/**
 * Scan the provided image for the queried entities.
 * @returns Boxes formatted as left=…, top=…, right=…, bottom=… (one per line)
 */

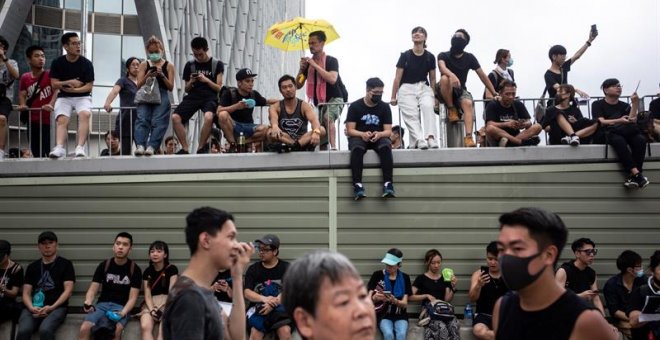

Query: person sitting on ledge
left=484, top=80, right=542, bottom=147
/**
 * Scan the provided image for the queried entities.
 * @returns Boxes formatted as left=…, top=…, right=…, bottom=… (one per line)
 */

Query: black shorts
left=173, top=96, right=218, bottom=124
left=0, top=97, right=12, bottom=116
left=348, top=136, right=392, bottom=151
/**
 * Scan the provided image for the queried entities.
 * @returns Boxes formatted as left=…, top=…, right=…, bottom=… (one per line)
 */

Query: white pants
left=398, top=82, right=437, bottom=147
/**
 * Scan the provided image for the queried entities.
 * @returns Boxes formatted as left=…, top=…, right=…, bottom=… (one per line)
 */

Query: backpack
left=103, top=258, right=136, bottom=277
left=424, top=300, right=455, bottom=322
left=189, top=57, right=222, bottom=100
left=218, top=86, right=255, bottom=106
left=336, top=75, right=349, bottom=103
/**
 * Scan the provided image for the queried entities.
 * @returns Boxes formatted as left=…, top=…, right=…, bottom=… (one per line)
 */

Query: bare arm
left=226, top=242, right=254, bottom=340
left=243, top=288, right=266, bottom=303
left=492, top=297, right=502, bottom=335
left=409, top=285, right=433, bottom=302
left=22, top=284, right=35, bottom=310
left=571, top=309, right=618, bottom=340
left=303, top=101, right=322, bottom=132
left=390, top=68, right=404, bottom=104
left=104, top=84, right=122, bottom=112
left=143, top=280, right=154, bottom=311
left=629, top=310, right=644, bottom=328
left=591, top=280, right=605, bottom=316
left=570, top=32, right=597, bottom=64
left=468, top=270, right=484, bottom=302
left=136, top=61, right=149, bottom=88
left=555, top=267, right=567, bottom=286
left=121, top=287, right=140, bottom=317
left=83, top=282, right=100, bottom=307
left=268, top=102, right=281, bottom=134
left=1, top=59, right=19, bottom=80
left=50, top=281, right=74, bottom=310
left=161, top=62, right=175, bottom=91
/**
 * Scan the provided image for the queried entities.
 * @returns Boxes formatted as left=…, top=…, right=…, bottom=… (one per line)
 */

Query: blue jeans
left=134, top=87, right=171, bottom=150
left=379, top=318, right=408, bottom=340
left=15, top=306, right=67, bottom=340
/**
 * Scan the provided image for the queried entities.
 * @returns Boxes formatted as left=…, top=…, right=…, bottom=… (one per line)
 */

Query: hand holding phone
left=590, top=24, right=598, bottom=39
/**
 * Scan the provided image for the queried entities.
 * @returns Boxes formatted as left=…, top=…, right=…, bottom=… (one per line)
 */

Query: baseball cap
left=236, top=68, right=257, bottom=81
left=254, top=234, right=280, bottom=249
left=0, top=240, right=11, bottom=257
left=38, top=231, right=58, bottom=243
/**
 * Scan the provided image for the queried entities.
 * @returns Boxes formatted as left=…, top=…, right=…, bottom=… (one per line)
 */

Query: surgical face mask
left=500, top=253, right=545, bottom=291
left=371, top=94, right=382, bottom=103
left=450, top=36, right=468, bottom=54
left=507, top=58, right=514, bottom=67
left=636, top=269, right=645, bottom=278
left=148, top=53, right=162, bottom=62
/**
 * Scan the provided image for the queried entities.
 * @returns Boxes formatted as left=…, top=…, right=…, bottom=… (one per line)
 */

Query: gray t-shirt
left=162, top=275, right=224, bottom=340
left=0, top=59, right=18, bottom=98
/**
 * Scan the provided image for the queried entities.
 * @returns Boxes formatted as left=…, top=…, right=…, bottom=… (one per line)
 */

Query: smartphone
left=148, top=66, right=157, bottom=73
left=382, top=290, right=392, bottom=296
left=591, top=24, right=598, bottom=36
left=634, top=80, right=641, bottom=93
left=480, top=266, right=489, bottom=274
left=191, top=72, right=199, bottom=78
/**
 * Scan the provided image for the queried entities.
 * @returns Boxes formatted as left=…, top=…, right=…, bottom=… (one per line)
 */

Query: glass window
left=94, top=0, right=121, bottom=14
left=92, top=33, right=121, bottom=86
left=92, top=85, right=112, bottom=108
left=35, top=0, right=63, bottom=8
left=64, top=0, right=80, bottom=10
left=123, top=0, right=137, bottom=15
left=122, top=35, right=145, bottom=61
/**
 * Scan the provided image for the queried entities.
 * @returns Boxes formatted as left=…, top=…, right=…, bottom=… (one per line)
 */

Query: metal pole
left=80, top=0, right=88, bottom=56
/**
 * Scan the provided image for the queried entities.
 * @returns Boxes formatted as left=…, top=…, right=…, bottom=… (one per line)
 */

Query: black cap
left=38, top=231, right=58, bottom=243
left=236, top=68, right=257, bottom=81
left=254, top=234, right=280, bottom=249
left=0, top=240, right=11, bottom=257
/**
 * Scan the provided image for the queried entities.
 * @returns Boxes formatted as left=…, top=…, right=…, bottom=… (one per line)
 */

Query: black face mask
left=450, top=37, right=468, bottom=55
left=500, top=253, right=545, bottom=291
left=371, top=94, right=382, bottom=103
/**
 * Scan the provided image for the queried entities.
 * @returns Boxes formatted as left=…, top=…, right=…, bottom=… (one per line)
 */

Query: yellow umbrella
left=264, top=17, right=340, bottom=52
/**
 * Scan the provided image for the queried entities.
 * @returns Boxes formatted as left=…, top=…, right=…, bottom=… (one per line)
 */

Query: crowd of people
left=1, top=206, right=659, bottom=340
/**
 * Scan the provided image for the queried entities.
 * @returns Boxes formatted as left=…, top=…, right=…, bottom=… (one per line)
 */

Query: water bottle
left=105, top=310, right=122, bottom=322
left=32, top=290, right=45, bottom=308
left=238, top=132, right=246, bottom=153
left=464, top=303, right=473, bottom=326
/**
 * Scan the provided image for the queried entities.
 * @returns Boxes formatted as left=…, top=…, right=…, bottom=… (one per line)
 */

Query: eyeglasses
left=258, top=247, right=273, bottom=253
left=578, top=249, right=598, bottom=256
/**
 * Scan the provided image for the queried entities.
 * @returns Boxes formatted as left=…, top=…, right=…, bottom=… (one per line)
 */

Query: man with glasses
left=171, top=37, right=224, bottom=154
left=592, top=78, right=649, bottom=189
left=244, top=234, right=292, bottom=340
left=556, top=238, right=605, bottom=315
left=48, top=32, right=95, bottom=159
left=346, top=77, right=395, bottom=200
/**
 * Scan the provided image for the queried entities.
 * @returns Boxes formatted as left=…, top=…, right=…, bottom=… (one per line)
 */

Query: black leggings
left=350, top=143, right=393, bottom=184
left=28, top=121, right=51, bottom=158
left=607, top=128, right=646, bottom=174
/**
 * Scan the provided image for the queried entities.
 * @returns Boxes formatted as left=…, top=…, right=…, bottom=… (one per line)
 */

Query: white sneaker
left=145, top=146, right=154, bottom=156
left=0, top=149, right=4, bottom=160
left=49, top=145, right=66, bottom=159
left=134, top=145, right=145, bottom=156
left=560, top=136, right=571, bottom=145
left=427, top=138, right=439, bottom=149
left=416, top=139, right=429, bottom=150
left=74, top=145, right=86, bottom=157
left=569, top=135, right=580, bottom=146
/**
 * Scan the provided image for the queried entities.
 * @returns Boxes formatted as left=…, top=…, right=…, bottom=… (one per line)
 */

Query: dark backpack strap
left=103, top=258, right=111, bottom=276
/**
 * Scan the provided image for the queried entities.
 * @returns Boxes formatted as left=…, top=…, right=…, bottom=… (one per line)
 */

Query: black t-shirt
left=0, top=262, right=24, bottom=306
left=302, top=55, right=342, bottom=102
left=496, top=290, right=590, bottom=340
left=244, top=260, right=290, bottom=308
left=559, top=261, right=596, bottom=294
left=182, top=58, right=224, bottom=99
left=143, top=264, right=178, bottom=296
left=162, top=276, right=224, bottom=340
left=485, top=100, right=531, bottom=136
left=92, top=259, right=142, bottom=305
left=24, top=256, right=76, bottom=307
left=367, top=270, right=412, bottom=321
left=213, top=270, right=232, bottom=303
left=544, top=59, right=572, bottom=99
left=438, top=51, right=481, bottom=90
left=219, top=88, right=267, bottom=124
left=412, top=273, right=452, bottom=303
left=627, top=280, right=660, bottom=340
left=603, top=273, right=645, bottom=318
left=591, top=99, right=631, bottom=122
left=650, top=97, right=660, bottom=120
left=114, top=76, right=138, bottom=116
left=476, top=274, right=508, bottom=315
left=50, top=55, right=95, bottom=97
left=396, top=50, right=436, bottom=85
left=346, top=99, right=392, bottom=133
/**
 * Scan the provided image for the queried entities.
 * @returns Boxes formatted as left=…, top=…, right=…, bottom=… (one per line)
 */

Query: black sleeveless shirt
left=278, top=99, right=307, bottom=140
left=476, top=275, right=508, bottom=315
left=496, top=290, right=590, bottom=340
left=560, top=261, right=596, bottom=294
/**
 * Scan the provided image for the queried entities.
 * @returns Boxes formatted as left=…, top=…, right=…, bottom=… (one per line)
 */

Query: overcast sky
left=306, top=0, right=660, bottom=111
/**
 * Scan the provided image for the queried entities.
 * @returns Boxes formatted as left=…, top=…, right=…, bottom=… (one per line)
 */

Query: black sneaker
left=623, top=176, right=639, bottom=189
left=353, top=184, right=366, bottom=201
left=197, top=145, right=210, bottom=154
left=176, top=149, right=189, bottom=155
left=633, top=173, right=650, bottom=189
left=521, top=136, right=541, bottom=146
left=382, top=182, right=396, bottom=198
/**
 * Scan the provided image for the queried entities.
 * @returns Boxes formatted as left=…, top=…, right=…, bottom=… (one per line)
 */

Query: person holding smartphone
left=468, top=242, right=508, bottom=340
left=139, top=241, right=178, bottom=340
left=556, top=238, right=606, bottom=315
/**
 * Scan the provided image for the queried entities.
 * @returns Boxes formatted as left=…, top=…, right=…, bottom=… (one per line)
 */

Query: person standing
left=492, top=207, right=617, bottom=340
left=390, top=26, right=438, bottom=149
left=16, top=231, right=75, bottom=340
left=104, top=57, right=140, bottom=155
left=296, top=30, right=345, bottom=150
left=133, top=35, right=175, bottom=156
left=0, top=35, right=20, bottom=160
left=17, top=45, right=57, bottom=158
left=48, top=32, right=95, bottom=159
left=346, top=77, right=395, bottom=200
left=484, top=49, right=515, bottom=99
left=161, top=207, right=253, bottom=340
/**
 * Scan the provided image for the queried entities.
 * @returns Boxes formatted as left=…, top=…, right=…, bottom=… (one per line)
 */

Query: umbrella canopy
left=265, top=17, right=339, bottom=52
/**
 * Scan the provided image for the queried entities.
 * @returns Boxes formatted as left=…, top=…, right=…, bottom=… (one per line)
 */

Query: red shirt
left=19, top=70, right=54, bottom=124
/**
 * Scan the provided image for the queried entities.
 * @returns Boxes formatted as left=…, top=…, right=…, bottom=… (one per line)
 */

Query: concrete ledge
left=1, top=315, right=475, bottom=340
left=0, top=143, right=659, bottom=178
